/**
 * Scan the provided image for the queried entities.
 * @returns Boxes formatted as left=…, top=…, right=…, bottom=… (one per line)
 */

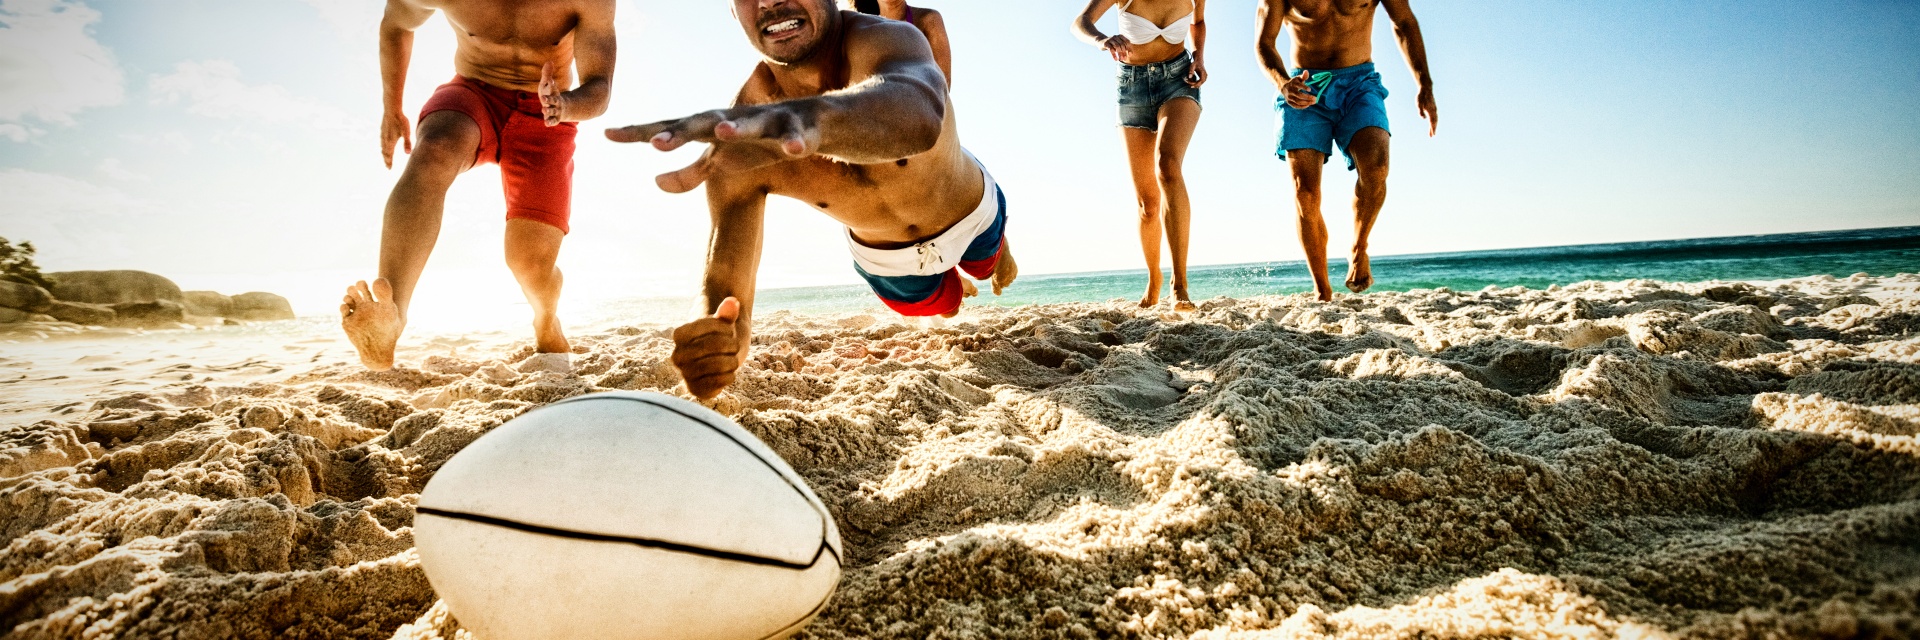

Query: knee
left=505, top=241, right=560, bottom=277
left=1154, top=154, right=1184, bottom=184
left=404, top=137, right=473, bottom=178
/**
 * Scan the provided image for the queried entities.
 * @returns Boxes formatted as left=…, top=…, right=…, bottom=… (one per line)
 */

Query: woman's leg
left=1155, top=97, right=1201, bottom=312
left=1123, top=126, right=1164, bottom=307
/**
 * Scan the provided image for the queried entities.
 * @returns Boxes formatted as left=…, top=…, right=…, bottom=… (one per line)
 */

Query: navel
left=895, top=159, right=908, bottom=167
left=816, top=201, right=830, bottom=208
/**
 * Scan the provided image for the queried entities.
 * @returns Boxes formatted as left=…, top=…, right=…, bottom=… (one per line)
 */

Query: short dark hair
left=852, top=0, right=880, bottom=14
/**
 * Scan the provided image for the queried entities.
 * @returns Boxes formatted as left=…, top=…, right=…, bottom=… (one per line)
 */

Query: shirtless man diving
left=1257, top=0, right=1434, bottom=301
left=340, top=0, right=615, bottom=370
left=605, top=0, right=1016, bottom=399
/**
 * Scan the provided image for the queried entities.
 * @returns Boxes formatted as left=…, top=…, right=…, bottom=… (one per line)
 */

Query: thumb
left=713, top=297, right=741, bottom=322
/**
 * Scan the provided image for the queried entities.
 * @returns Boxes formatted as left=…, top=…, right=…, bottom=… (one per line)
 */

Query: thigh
left=1155, top=97, right=1201, bottom=163
left=1121, top=127, right=1161, bottom=196
left=411, top=110, right=485, bottom=175
left=499, top=115, right=578, bottom=233
left=1277, top=102, right=1337, bottom=160
left=1343, top=126, right=1390, bottom=175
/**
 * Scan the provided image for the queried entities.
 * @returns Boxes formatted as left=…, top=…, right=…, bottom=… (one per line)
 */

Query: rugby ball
left=414, top=391, right=842, bottom=640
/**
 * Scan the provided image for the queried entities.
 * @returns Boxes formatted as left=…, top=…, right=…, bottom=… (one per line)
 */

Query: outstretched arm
left=379, top=0, right=435, bottom=168
left=606, top=17, right=946, bottom=172
left=540, top=0, right=616, bottom=125
left=1381, top=0, right=1436, bottom=135
left=671, top=174, right=767, bottom=400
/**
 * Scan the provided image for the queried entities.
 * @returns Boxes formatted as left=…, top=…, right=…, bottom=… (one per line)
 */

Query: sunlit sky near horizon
left=1, top=0, right=1917, bottom=320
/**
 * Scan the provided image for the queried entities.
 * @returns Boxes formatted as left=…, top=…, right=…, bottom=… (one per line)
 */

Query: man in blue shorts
left=1256, top=0, right=1436, bottom=300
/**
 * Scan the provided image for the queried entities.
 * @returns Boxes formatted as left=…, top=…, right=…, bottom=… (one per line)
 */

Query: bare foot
left=1173, top=297, right=1197, bottom=313
left=960, top=278, right=979, bottom=298
left=1345, top=251, right=1373, bottom=293
left=532, top=313, right=570, bottom=354
left=1140, top=272, right=1161, bottom=308
left=991, top=242, right=1018, bottom=295
left=340, top=279, right=403, bottom=371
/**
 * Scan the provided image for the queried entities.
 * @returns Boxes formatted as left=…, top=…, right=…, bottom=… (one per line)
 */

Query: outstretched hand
left=1100, top=35, right=1133, bottom=62
left=671, top=297, right=744, bottom=400
left=605, top=105, right=819, bottom=192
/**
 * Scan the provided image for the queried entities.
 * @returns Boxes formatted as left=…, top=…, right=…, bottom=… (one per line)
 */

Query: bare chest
left=1287, top=0, right=1377, bottom=24
left=438, top=0, right=580, bottom=49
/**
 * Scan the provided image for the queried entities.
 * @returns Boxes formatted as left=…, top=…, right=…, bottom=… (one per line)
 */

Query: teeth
left=766, top=19, right=800, bottom=34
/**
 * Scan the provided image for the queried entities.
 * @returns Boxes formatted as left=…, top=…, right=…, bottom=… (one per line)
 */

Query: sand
left=3, top=273, right=1918, bottom=639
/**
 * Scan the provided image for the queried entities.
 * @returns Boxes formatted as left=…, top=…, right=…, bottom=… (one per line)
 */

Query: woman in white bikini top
left=1071, top=0, right=1208, bottom=311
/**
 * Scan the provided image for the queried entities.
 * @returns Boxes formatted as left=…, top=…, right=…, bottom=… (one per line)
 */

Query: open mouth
left=761, top=16, right=806, bottom=40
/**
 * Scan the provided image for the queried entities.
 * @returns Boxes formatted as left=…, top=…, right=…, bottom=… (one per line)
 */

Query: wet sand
left=4, top=274, right=1918, bottom=638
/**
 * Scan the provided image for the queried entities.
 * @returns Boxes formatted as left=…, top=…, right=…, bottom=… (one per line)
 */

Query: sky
left=1, top=0, right=1917, bottom=319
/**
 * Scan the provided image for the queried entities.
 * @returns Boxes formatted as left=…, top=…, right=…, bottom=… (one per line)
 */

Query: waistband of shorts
left=1120, top=49, right=1192, bottom=71
left=847, top=152, right=999, bottom=277
left=1291, top=61, right=1375, bottom=77
left=453, top=75, right=545, bottom=110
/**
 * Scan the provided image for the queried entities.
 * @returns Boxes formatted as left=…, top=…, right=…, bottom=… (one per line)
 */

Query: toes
left=370, top=278, right=395, bottom=303
left=347, top=281, right=370, bottom=304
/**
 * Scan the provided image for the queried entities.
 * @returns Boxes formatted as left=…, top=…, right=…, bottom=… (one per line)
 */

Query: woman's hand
left=1186, top=55, right=1208, bottom=87
left=1101, top=35, right=1133, bottom=61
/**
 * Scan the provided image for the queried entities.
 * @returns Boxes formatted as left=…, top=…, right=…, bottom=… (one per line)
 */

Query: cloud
left=121, top=131, right=192, bottom=152
left=0, top=169, right=153, bottom=266
left=149, top=60, right=360, bottom=133
left=97, top=157, right=147, bottom=182
left=0, top=0, right=125, bottom=136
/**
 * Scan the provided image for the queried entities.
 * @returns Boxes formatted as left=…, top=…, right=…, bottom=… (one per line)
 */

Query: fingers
left=382, top=139, right=394, bottom=169
left=656, top=159, right=713, bottom=193
left=713, top=110, right=810, bottom=157
left=713, top=297, right=740, bottom=321
left=604, top=121, right=672, bottom=144
left=671, top=318, right=742, bottom=398
left=402, top=124, right=413, bottom=155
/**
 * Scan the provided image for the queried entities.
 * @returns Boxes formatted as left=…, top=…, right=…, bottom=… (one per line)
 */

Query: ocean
left=731, top=225, right=1920, bottom=316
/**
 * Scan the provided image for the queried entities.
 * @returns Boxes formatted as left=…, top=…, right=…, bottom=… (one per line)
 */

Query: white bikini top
left=1116, top=0, right=1193, bottom=45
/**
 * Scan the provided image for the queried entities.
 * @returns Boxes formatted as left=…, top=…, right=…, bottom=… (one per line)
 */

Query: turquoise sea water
left=736, top=225, right=1920, bottom=314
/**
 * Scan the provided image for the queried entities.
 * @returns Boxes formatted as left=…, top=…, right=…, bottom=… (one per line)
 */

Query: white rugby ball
left=414, top=391, right=843, bottom=640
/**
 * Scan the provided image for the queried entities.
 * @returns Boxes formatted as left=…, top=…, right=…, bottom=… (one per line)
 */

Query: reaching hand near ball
left=672, top=297, right=744, bottom=399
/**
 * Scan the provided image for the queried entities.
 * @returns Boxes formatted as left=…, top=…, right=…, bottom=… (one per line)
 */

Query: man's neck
left=765, top=18, right=848, bottom=96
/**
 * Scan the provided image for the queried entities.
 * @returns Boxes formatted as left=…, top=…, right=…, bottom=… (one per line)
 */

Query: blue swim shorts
left=1274, top=61, right=1389, bottom=171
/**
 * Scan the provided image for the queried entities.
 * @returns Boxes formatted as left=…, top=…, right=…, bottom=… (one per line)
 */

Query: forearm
left=562, top=77, right=612, bottom=120
left=1071, top=10, right=1109, bottom=47
left=801, top=76, right=947, bottom=163
left=1189, top=21, right=1206, bottom=62
left=1256, top=42, right=1291, bottom=89
left=379, top=23, right=413, bottom=115
left=1393, top=18, right=1433, bottom=89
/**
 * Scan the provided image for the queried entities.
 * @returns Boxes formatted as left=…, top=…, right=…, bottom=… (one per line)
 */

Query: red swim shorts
left=419, top=75, right=577, bottom=233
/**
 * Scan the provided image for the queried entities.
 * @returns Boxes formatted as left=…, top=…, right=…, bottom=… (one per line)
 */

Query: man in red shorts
left=340, top=0, right=616, bottom=370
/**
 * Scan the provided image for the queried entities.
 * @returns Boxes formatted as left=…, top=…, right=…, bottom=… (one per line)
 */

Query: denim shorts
left=1117, top=51, right=1200, bottom=131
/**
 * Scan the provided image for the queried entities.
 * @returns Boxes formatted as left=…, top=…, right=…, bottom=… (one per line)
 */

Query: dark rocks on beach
left=44, top=300, right=115, bottom=326
left=48, top=270, right=183, bottom=305
left=0, top=280, right=53, bottom=312
left=0, top=307, right=27, bottom=324
left=230, top=292, right=295, bottom=321
left=108, top=300, right=187, bottom=328
left=181, top=290, right=234, bottom=317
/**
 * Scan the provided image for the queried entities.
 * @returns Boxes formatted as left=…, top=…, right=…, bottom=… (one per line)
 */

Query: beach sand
left=3, top=274, right=1918, bottom=638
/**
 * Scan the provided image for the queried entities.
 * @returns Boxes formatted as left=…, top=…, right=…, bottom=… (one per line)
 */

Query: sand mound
left=4, top=275, right=1918, bottom=638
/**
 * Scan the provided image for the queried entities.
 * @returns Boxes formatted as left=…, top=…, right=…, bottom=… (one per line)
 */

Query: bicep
left=1076, top=0, right=1115, bottom=25
left=383, top=0, right=434, bottom=30
left=1255, top=0, right=1287, bottom=41
left=574, top=0, right=618, bottom=80
left=1380, top=0, right=1417, bottom=28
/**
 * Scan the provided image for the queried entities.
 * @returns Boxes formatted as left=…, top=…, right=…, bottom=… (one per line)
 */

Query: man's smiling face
left=735, top=0, right=837, bottom=65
